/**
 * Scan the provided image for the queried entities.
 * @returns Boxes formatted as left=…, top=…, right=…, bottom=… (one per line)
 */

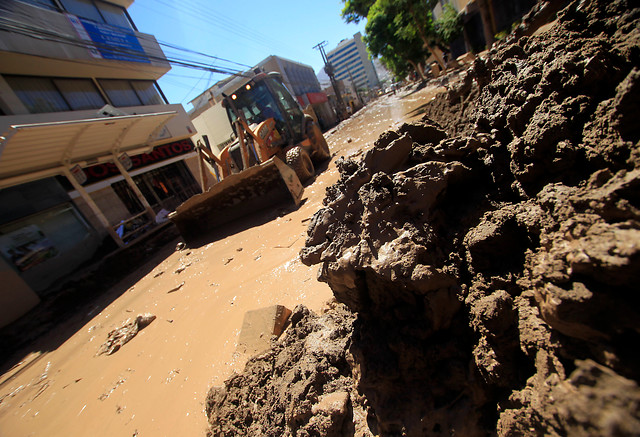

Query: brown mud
left=0, top=74, right=440, bottom=435
left=206, top=1, right=640, bottom=435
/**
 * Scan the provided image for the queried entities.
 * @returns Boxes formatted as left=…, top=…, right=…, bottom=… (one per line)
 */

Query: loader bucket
left=168, top=156, right=303, bottom=243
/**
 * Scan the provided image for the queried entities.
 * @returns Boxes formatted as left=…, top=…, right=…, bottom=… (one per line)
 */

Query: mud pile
left=206, top=1, right=640, bottom=435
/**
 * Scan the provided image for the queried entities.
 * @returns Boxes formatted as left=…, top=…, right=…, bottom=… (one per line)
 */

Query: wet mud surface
left=206, top=1, right=640, bottom=436
left=0, top=66, right=438, bottom=435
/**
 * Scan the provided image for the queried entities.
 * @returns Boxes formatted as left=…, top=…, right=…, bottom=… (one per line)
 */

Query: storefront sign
left=66, top=14, right=148, bottom=63
left=0, top=225, right=58, bottom=272
left=83, top=139, right=195, bottom=184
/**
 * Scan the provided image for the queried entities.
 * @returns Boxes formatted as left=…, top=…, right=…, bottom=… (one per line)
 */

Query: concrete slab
left=237, top=305, right=292, bottom=354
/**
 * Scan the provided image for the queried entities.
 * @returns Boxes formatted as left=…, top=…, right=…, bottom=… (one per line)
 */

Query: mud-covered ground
left=205, top=1, right=640, bottom=436
left=0, top=80, right=442, bottom=434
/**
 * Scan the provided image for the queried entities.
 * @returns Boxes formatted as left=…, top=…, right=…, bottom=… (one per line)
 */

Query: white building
left=326, top=32, right=380, bottom=91
left=0, top=0, right=201, bottom=326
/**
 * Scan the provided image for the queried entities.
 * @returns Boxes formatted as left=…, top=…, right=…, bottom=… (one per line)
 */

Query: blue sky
left=127, top=0, right=367, bottom=109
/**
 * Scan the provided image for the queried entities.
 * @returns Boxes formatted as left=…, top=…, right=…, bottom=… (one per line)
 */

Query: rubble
left=205, top=1, right=640, bottom=435
left=96, top=313, right=156, bottom=356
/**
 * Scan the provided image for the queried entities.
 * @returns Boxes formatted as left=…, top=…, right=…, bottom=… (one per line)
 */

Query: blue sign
left=80, top=18, right=149, bottom=63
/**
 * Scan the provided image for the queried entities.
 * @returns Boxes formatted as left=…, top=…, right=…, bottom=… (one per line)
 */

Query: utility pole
left=313, top=41, right=347, bottom=121
left=345, top=64, right=363, bottom=108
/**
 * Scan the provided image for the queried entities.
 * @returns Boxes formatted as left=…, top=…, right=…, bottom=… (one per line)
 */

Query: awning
left=0, top=111, right=177, bottom=188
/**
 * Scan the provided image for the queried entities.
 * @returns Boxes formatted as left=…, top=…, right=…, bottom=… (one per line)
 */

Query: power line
left=0, top=15, right=248, bottom=77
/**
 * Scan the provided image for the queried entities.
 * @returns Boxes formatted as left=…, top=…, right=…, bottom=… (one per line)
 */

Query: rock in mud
left=205, top=304, right=363, bottom=437
left=207, top=1, right=640, bottom=435
left=96, top=313, right=156, bottom=356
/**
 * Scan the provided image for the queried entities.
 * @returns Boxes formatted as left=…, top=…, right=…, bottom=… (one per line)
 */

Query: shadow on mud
left=0, top=226, right=180, bottom=376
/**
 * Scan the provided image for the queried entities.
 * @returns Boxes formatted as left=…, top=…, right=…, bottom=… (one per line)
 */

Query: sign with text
left=67, top=14, right=149, bottom=63
left=83, top=139, right=195, bottom=184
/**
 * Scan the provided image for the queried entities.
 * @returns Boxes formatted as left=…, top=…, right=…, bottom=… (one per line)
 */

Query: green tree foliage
left=435, top=3, right=463, bottom=45
left=341, top=0, right=447, bottom=79
left=341, top=0, right=375, bottom=24
left=363, top=0, right=429, bottom=79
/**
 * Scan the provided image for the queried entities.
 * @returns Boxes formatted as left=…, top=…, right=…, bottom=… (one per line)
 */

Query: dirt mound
left=205, top=1, right=640, bottom=435
left=205, top=304, right=362, bottom=437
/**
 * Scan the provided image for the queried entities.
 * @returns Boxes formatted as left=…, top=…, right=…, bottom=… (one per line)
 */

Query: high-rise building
left=326, top=32, right=380, bottom=91
left=0, top=0, right=200, bottom=325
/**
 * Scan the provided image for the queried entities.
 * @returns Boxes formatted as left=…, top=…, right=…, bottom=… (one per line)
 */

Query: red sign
left=83, top=139, right=194, bottom=184
left=306, top=92, right=328, bottom=105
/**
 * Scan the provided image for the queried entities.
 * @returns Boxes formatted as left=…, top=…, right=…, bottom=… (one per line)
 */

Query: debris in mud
left=236, top=305, right=292, bottom=354
left=96, top=313, right=156, bottom=356
left=174, top=263, right=191, bottom=274
left=205, top=1, right=640, bottom=435
left=167, top=282, right=185, bottom=294
left=206, top=305, right=363, bottom=437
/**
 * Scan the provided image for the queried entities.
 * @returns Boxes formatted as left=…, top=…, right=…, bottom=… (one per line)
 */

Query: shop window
left=99, top=79, right=164, bottom=107
left=5, top=76, right=106, bottom=113
left=112, top=162, right=201, bottom=216
left=0, top=204, right=92, bottom=273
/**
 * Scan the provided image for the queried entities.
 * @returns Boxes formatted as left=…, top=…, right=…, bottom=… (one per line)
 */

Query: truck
left=168, top=71, right=331, bottom=243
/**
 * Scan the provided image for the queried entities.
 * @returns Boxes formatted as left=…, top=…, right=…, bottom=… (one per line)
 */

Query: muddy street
left=0, top=85, right=442, bottom=436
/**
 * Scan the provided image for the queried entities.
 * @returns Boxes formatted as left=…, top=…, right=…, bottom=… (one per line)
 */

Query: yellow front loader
left=169, top=72, right=330, bottom=242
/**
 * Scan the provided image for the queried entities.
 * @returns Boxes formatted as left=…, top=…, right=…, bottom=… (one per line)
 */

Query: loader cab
left=224, top=73, right=305, bottom=146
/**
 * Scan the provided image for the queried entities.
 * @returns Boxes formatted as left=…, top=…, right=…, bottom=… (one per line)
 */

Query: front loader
left=169, top=72, right=331, bottom=242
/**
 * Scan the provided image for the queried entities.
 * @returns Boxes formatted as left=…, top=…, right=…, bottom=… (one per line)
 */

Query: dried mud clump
left=205, top=305, right=365, bottom=437
left=206, top=1, right=640, bottom=435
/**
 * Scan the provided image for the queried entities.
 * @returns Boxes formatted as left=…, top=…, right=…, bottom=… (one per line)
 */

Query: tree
left=342, top=0, right=447, bottom=71
left=341, top=0, right=375, bottom=24
left=363, top=0, right=428, bottom=79
left=435, top=3, right=464, bottom=46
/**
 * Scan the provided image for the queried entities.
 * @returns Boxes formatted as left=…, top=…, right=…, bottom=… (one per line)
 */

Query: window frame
left=5, top=75, right=110, bottom=114
left=98, top=79, right=167, bottom=108
left=58, top=0, right=136, bottom=31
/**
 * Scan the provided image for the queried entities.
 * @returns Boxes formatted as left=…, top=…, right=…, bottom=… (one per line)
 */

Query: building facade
left=433, top=0, right=536, bottom=56
left=0, top=0, right=201, bottom=325
left=326, top=32, right=380, bottom=92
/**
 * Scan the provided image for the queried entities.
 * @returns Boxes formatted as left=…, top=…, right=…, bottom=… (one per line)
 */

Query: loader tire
left=286, top=146, right=314, bottom=183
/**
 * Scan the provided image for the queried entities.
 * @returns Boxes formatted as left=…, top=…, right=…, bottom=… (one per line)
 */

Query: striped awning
left=0, top=111, right=176, bottom=188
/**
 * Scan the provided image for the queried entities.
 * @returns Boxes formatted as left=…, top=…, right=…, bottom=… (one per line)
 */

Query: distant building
left=190, top=55, right=337, bottom=154
left=326, top=32, right=380, bottom=91
left=0, top=0, right=200, bottom=325
left=433, top=0, right=536, bottom=56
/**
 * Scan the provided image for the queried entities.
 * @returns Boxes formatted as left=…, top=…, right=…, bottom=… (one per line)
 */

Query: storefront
left=0, top=112, right=200, bottom=311
left=70, top=138, right=201, bottom=244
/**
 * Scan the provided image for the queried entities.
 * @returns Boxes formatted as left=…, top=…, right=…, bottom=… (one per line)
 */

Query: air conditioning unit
left=97, top=104, right=127, bottom=117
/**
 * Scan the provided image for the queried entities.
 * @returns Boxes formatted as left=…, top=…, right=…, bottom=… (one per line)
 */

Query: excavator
left=168, top=71, right=331, bottom=242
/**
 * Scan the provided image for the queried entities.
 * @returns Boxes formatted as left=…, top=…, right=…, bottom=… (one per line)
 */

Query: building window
left=60, top=0, right=103, bottom=22
left=17, top=0, right=59, bottom=11
left=131, top=81, right=164, bottom=105
left=60, top=0, right=133, bottom=30
left=53, top=78, right=106, bottom=110
left=99, top=79, right=165, bottom=107
left=98, top=1, right=132, bottom=29
left=5, top=76, right=106, bottom=113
